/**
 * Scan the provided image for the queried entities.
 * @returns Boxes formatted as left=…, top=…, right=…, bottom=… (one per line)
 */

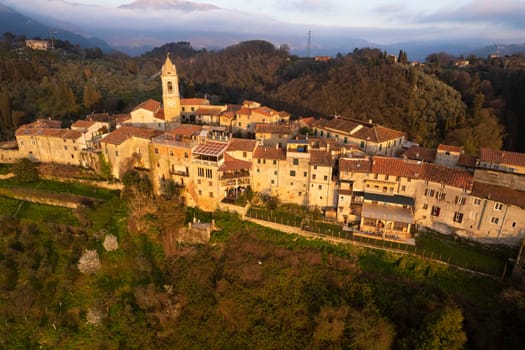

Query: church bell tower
left=161, top=53, right=181, bottom=123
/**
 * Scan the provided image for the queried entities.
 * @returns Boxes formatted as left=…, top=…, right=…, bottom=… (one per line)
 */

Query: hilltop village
left=1, top=54, right=524, bottom=246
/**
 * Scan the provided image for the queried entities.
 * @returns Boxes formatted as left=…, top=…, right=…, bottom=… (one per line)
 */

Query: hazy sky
left=3, top=0, right=525, bottom=52
left=66, top=0, right=522, bottom=31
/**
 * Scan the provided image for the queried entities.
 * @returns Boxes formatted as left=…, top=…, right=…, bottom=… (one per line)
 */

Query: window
left=312, top=174, right=317, bottom=180
left=490, top=217, right=499, bottom=224
left=64, top=145, right=68, bottom=151
left=453, top=212, right=464, bottom=223
left=474, top=198, right=481, bottom=205
left=191, top=107, right=195, bottom=112
left=273, top=160, right=277, bottom=165
left=436, top=192, right=446, bottom=200
left=184, top=152, right=188, bottom=158
left=401, top=185, right=406, bottom=191
left=256, top=168, right=260, bottom=173
left=382, top=186, right=388, bottom=193
left=209, top=192, right=214, bottom=198
left=423, top=203, right=428, bottom=210
left=271, top=180, right=275, bottom=184
left=274, top=170, right=277, bottom=175
left=425, top=189, right=435, bottom=197
left=385, top=175, right=389, bottom=181
left=293, top=158, right=299, bottom=165
left=31, top=140, right=36, bottom=145
left=257, top=159, right=261, bottom=164
left=157, top=162, right=160, bottom=168
left=313, top=165, right=317, bottom=170
left=206, top=169, right=213, bottom=178
left=198, top=190, right=202, bottom=195
left=115, top=150, right=119, bottom=157
left=374, top=173, right=379, bottom=179
left=169, top=151, right=174, bottom=156
left=198, top=167, right=204, bottom=177
left=318, top=185, right=322, bottom=190
left=304, top=172, right=307, bottom=177
left=298, top=192, right=302, bottom=196
left=20, top=140, right=24, bottom=146
left=494, top=203, right=503, bottom=211
left=167, top=81, right=173, bottom=94
left=154, top=148, right=159, bottom=154
left=431, top=206, right=441, bottom=217
left=324, top=175, right=328, bottom=181
left=182, top=107, right=185, bottom=112
left=512, top=222, right=516, bottom=228
left=290, top=170, right=296, bottom=177
left=197, top=179, right=201, bottom=184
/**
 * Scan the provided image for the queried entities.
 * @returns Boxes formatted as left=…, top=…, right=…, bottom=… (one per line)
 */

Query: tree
left=12, top=158, right=39, bottom=183
left=77, top=249, right=101, bottom=275
left=412, top=305, right=467, bottom=350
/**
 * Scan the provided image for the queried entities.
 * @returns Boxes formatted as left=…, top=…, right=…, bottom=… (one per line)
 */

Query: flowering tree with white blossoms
left=78, top=249, right=101, bottom=275
left=103, top=234, right=119, bottom=252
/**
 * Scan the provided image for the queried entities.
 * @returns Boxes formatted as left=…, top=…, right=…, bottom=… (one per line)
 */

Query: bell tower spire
left=161, top=53, right=181, bottom=123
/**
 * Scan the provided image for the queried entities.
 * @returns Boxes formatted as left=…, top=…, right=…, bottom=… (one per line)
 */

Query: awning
left=361, top=203, right=414, bottom=224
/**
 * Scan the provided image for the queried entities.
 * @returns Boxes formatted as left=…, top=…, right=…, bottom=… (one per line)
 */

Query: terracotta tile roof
left=253, top=145, right=286, bottom=160
left=16, top=126, right=82, bottom=140
left=181, top=98, right=208, bottom=105
left=86, top=113, right=111, bottom=122
left=371, top=156, right=474, bottom=189
left=62, top=129, right=83, bottom=140
left=221, top=111, right=235, bottom=119
left=471, top=181, right=525, bottom=208
left=339, top=157, right=372, bottom=173
left=227, top=138, right=257, bottom=152
left=479, top=148, right=525, bottom=167
left=318, top=117, right=405, bottom=143
left=422, top=163, right=473, bottom=189
left=100, top=126, right=162, bottom=145
left=237, top=107, right=252, bottom=115
left=17, top=119, right=62, bottom=131
left=193, top=141, right=229, bottom=157
left=168, top=124, right=202, bottom=137
left=219, top=153, right=252, bottom=171
left=133, top=99, right=160, bottom=112
left=299, top=117, right=315, bottom=128
left=309, top=150, right=332, bottom=167
left=255, top=123, right=292, bottom=134
left=402, top=146, right=436, bottom=163
left=437, top=144, right=462, bottom=153
left=115, top=113, right=131, bottom=123
left=324, top=118, right=361, bottom=134
left=154, top=108, right=165, bottom=120
left=226, top=104, right=242, bottom=112
left=194, top=108, right=222, bottom=116
left=457, top=154, right=477, bottom=168
left=279, top=111, right=291, bottom=118
left=71, top=120, right=96, bottom=129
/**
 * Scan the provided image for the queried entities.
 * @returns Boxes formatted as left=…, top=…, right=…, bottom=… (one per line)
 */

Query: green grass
left=0, top=195, right=79, bottom=226
left=0, top=178, right=119, bottom=200
left=412, top=231, right=509, bottom=275
left=248, top=207, right=303, bottom=227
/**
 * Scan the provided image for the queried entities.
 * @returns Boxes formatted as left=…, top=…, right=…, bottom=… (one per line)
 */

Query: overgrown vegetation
left=1, top=174, right=523, bottom=349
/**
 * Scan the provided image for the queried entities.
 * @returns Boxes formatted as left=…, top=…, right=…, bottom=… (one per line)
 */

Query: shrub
left=12, top=158, right=39, bottom=183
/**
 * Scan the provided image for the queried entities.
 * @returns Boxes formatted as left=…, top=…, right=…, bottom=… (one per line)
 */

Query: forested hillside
left=2, top=37, right=524, bottom=152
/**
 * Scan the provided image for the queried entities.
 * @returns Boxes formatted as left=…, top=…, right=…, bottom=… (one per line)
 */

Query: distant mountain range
left=1, top=1, right=524, bottom=61
left=0, top=4, right=112, bottom=52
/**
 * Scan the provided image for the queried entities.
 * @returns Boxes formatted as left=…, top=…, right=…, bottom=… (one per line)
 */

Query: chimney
left=368, top=119, right=373, bottom=124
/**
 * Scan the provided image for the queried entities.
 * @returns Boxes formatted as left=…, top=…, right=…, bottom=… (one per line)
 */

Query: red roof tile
left=115, top=113, right=131, bottom=123
left=480, top=148, right=525, bottom=167
left=253, top=145, right=286, bottom=160
left=236, top=107, right=252, bottom=115
left=255, top=124, right=292, bottom=134
left=402, top=146, right=436, bottom=163
left=193, top=141, right=229, bottom=157
left=309, top=150, right=332, bottom=167
left=299, top=117, right=315, bottom=128
left=194, top=108, right=222, bottom=116
left=154, top=108, right=165, bottom=120
left=371, top=156, right=473, bottom=189
left=181, top=98, right=208, bottom=105
left=227, top=138, right=257, bottom=152
left=100, top=126, right=162, bottom=145
left=71, top=120, right=96, bottom=129
left=457, top=154, right=477, bottom=168
left=339, top=157, right=372, bottom=173
left=437, top=144, right=462, bottom=153
left=471, top=181, right=525, bottom=208
left=168, top=124, right=202, bottom=137
left=133, top=99, right=160, bottom=112
left=219, top=153, right=252, bottom=171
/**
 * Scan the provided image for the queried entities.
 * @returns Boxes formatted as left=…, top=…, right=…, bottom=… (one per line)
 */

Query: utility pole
left=307, top=29, right=311, bottom=58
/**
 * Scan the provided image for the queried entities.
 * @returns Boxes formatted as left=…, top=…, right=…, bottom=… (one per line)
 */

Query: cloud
left=422, top=0, right=525, bottom=29
left=275, top=0, right=334, bottom=12
left=374, top=3, right=405, bottom=14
